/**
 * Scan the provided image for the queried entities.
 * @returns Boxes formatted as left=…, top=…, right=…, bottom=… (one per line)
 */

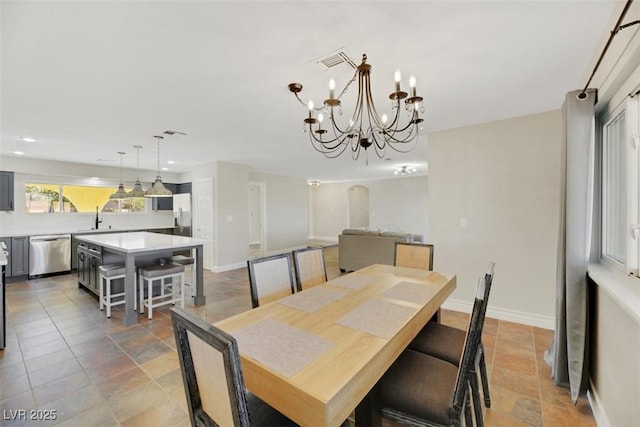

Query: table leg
left=355, top=384, right=382, bottom=426
left=193, top=245, right=205, bottom=305
left=123, top=253, right=137, bottom=326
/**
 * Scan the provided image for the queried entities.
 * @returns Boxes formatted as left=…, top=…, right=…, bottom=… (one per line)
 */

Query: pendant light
left=126, top=145, right=146, bottom=198
left=109, top=152, right=128, bottom=200
left=145, top=135, right=172, bottom=197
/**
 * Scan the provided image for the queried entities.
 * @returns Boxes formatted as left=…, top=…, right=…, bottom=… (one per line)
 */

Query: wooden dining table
left=215, top=264, right=456, bottom=427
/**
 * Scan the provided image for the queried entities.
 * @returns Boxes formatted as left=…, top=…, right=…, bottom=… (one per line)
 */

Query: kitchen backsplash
left=0, top=209, right=174, bottom=237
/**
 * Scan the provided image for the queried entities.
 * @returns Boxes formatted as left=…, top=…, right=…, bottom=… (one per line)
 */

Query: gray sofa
left=338, top=229, right=424, bottom=272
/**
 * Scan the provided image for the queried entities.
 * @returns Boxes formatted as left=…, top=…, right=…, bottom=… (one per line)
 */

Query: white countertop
left=75, top=231, right=206, bottom=253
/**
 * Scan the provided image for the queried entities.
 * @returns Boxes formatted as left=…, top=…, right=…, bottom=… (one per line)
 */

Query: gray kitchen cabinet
left=151, top=182, right=191, bottom=211
left=71, top=236, right=78, bottom=270
left=0, top=237, right=11, bottom=277
left=0, top=171, right=15, bottom=211
left=151, top=183, right=178, bottom=211
left=11, top=236, right=28, bottom=277
left=76, top=242, right=102, bottom=295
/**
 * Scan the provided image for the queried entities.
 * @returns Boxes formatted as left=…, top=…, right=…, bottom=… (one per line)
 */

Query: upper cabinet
left=151, top=182, right=191, bottom=211
left=0, top=171, right=15, bottom=211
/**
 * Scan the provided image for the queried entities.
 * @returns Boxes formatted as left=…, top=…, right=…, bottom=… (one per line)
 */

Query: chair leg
left=147, top=278, right=154, bottom=319
left=139, top=274, right=145, bottom=315
left=469, top=369, right=484, bottom=427
left=479, top=346, right=491, bottom=408
left=463, top=387, right=473, bottom=427
left=99, top=276, right=105, bottom=311
left=106, top=277, right=112, bottom=318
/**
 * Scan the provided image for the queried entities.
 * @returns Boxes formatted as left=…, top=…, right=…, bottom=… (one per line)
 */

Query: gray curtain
left=544, top=89, right=596, bottom=403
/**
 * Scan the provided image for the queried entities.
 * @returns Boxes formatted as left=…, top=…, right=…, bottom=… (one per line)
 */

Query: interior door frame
left=249, top=181, right=267, bottom=250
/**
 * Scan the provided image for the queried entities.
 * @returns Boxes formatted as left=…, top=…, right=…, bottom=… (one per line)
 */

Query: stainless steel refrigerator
left=173, top=193, right=192, bottom=237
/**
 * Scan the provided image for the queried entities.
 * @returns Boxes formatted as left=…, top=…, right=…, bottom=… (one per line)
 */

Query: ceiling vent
left=312, top=48, right=357, bottom=71
left=163, top=130, right=187, bottom=136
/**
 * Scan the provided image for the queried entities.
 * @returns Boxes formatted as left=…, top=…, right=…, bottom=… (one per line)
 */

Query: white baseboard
left=211, top=262, right=246, bottom=273
left=588, top=380, right=611, bottom=427
left=441, top=299, right=555, bottom=330
left=309, top=235, right=339, bottom=243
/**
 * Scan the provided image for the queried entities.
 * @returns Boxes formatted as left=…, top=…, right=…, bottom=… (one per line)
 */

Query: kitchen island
left=75, top=232, right=206, bottom=326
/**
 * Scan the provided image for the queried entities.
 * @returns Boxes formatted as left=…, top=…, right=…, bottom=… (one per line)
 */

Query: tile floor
left=0, top=246, right=596, bottom=426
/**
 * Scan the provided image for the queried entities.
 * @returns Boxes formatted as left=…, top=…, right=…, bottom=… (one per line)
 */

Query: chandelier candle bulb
left=409, top=76, right=417, bottom=97
left=329, top=78, right=335, bottom=99
left=394, top=70, right=402, bottom=92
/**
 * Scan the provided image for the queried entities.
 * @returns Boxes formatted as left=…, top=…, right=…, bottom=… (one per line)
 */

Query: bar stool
left=99, top=264, right=135, bottom=318
left=172, top=254, right=195, bottom=289
left=138, top=261, right=185, bottom=319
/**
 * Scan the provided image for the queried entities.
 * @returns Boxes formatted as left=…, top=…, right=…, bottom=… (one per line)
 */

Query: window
left=25, top=183, right=145, bottom=214
left=601, top=96, right=640, bottom=276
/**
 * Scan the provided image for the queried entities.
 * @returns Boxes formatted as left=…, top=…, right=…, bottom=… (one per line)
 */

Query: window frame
left=599, top=95, right=640, bottom=276
left=23, top=180, right=147, bottom=215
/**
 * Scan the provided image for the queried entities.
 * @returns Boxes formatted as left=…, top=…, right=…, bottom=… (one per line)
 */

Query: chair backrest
left=478, top=262, right=496, bottom=336
left=171, top=307, right=251, bottom=427
left=292, top=247, right=327, bottom=291
left=393, top=242, right=434, bottom=270
left=450, top=276, right=486, bottom=422
left=247, top=253, right=295, bottom=308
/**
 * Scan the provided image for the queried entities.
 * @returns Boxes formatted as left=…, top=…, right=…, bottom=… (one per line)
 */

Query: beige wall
left=249, top=171, right=309, bottom=253
left=216, top=161, right=250, bottom=267
left=310, top=175, right=429, bottom=240
left=590, top=281, right=640, bottom=427
left=428, top=110, right=561, bottom=322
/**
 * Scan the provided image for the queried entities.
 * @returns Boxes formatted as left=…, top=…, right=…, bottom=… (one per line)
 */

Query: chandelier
left=288, top=53, right=424, bottom=162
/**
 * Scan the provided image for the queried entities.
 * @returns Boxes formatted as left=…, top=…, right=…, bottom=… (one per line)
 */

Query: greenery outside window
left=25, top=183, right=145, bottom=214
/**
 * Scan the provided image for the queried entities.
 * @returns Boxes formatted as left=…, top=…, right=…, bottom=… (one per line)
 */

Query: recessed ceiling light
left=167, top=160, right=175, bottom=165
left=161, top=167, right=168, bottom=171
left=20, top=137, right=35, bottom=143
left=14, top=151, right=24, bottom=155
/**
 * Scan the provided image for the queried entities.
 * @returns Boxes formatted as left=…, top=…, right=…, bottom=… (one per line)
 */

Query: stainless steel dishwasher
left=29, top=234, right=71, bottom=277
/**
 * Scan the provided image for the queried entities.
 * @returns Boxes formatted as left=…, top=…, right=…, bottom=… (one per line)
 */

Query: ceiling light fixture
left=109, top=152, right=128, bottom=200
left=126, top=145, right=146, bottom=198
left=394, top=165, right=417, bottom=176
left=20, top=137, right=35, bottom=143
left=289, top=53, right=424, bottom=163
left=13, top=151, right=24, bottom=155
left=145, top=135, right=172, bottom=198
left=307, top=180, right=321, bottom=187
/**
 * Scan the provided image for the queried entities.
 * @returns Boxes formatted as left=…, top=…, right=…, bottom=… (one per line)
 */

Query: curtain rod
left=578, top=0, right=637, bottom=100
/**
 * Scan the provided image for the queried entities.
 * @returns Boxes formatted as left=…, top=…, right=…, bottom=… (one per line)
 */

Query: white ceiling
left=0, top=1, right=621, bottom=182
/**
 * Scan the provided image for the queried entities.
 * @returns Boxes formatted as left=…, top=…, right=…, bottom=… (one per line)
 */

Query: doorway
left=249, top=182, right=266, bottom=256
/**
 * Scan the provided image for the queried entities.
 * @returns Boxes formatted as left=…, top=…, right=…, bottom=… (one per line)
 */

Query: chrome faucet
left=95, top=206, right=102, bottom=229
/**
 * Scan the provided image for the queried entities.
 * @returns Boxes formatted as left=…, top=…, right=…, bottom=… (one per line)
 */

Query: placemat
left=233, top=319, right=333, bottom=377
left=380, top=281, right=434, bottom=305
left=335, top=300, right=417, bottom=339
left=278, top=286, right=348, bottom=313
left=377, top=265, right=431, bottom=279
left=327, top=274, right=378, bottom=290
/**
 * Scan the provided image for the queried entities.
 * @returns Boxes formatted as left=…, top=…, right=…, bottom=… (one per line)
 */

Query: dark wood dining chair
left=377, top=276, right=487, bottom=427
left=394, top=242, right=434, bottom=270
left=292, top=246, right=327, bottom=291
left=247, top=253, right=295, bottom=308
left=170, top=307, right=297, bottom=427
left=407, top=262, right=496, bottom=426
